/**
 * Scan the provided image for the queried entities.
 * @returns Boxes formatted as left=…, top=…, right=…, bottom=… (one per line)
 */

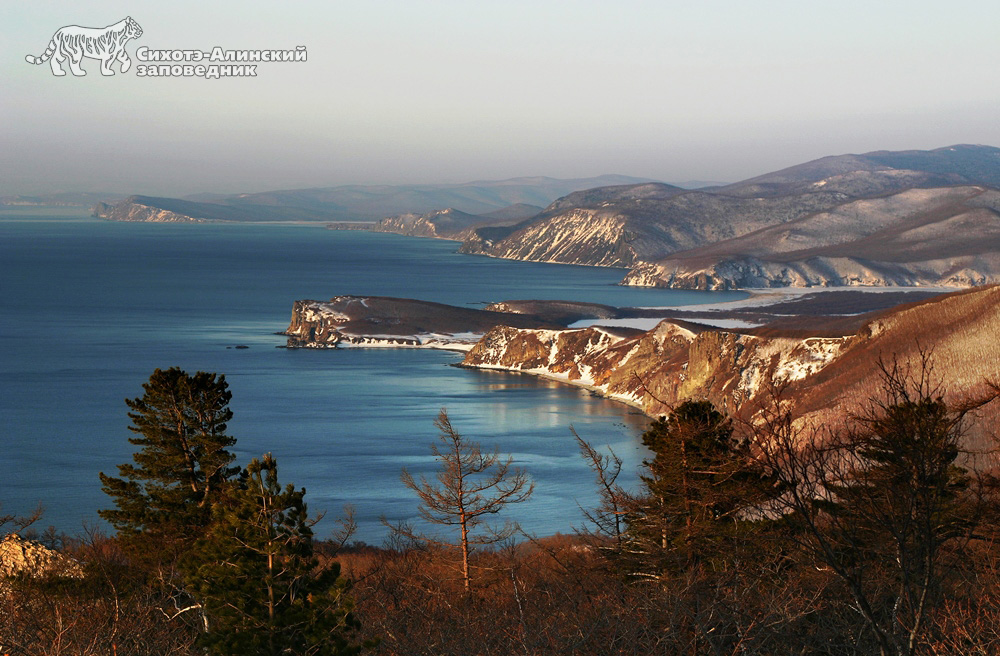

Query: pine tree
left=809, top=361, right=981, bottom=655
left=625, top=399, right=773, bottom=577
left=99, top=367, right=240, bottom=564
left=751, top=355, right=1000, bottom=656
left=186, top=454, right=363, bottom=656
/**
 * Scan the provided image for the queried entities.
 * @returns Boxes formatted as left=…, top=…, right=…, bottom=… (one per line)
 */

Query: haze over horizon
left=3, top=0, right=999, bottom=197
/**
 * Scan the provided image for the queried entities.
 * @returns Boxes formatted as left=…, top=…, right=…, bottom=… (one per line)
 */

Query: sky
left=2, top=0, right=999, bottom=196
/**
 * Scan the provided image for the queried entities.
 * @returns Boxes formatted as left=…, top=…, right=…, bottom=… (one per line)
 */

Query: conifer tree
left=800, top=359, right=985, bottom=655
left=99, top=367, right=240, bottom=562
left=186, top=453, right=363, bottom=656
left=625, top=399, right=773, bottom=577
left=751, top=355, right=1000, bottom=655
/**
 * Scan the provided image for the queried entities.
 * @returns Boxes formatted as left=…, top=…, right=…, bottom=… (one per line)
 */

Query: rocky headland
left=281, top=285, right=992, bottom=432
left=284, top=296, right=571, bottom=350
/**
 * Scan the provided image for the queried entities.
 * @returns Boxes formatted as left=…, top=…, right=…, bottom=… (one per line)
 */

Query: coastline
left=451, top=284, right=961, bottom=417
left=454, top=360, right=650, bottom=414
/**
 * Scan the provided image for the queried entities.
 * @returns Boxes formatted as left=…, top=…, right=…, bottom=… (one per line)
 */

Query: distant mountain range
left=87, top=144, right=1000, bottom=289
left=90, top=175, right=653, bottom=223
left=2, top=192, right=126, bottom=207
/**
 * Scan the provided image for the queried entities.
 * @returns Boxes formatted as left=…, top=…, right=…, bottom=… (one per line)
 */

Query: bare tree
left=0, top=502, right=42, bottom=537
left=572, top=428, right=627, bottom=549
left=394, top=409, right=534, bottom=591
left=749, top=354, right=1000, bottom=656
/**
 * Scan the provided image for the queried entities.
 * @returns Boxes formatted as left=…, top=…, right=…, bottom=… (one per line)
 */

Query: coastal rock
left=463, top=320, right=846, bottom=414
left=372, top=208, right=491, bottom=241
left=365, top=205, right=541, bottom=242
left=462, top=209, right=637, bottom=267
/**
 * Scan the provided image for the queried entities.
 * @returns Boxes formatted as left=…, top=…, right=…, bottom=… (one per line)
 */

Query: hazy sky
left=3, top=0, right=999, bottom=196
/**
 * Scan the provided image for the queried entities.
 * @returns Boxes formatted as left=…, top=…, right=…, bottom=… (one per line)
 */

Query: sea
left=0, top=209, right=746, bottom=544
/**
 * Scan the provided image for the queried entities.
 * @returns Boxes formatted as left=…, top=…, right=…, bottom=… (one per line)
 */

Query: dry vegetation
left=13, top=526, right=999, bottom=655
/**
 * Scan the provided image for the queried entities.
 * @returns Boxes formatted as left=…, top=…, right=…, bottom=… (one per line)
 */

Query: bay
left=0, top=210, right=745, bottom=543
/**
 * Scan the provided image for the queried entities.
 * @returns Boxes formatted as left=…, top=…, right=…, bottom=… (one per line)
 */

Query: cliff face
left=462, top=285, right=1000, bottom=425
left=285, top=299, right=353, bottom=347
left=461, top=209, right=636, bottom=267
left=369, top=206, right=539, bottom=242
left=373, top=213, right=445, bottom=239
left=372, top=208, right=494, bottom=241
left=463, top=321, right=847, bottom=415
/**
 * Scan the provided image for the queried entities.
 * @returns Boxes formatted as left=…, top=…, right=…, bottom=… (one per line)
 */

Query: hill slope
left=627, top=186, right=1000, bottom=288
left=459, top=145, right=1000, bottom=288
left=369, top=207, right=529, bottom=240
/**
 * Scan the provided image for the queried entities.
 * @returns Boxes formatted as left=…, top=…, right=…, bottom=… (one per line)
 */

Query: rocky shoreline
left=282, top=286, right=981, bottom=421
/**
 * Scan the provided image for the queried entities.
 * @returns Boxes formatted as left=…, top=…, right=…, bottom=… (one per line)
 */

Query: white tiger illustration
left=25, top=17, right=143, bottom=77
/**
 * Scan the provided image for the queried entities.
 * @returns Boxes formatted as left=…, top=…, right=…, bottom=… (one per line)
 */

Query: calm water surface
left=0, top=210, right=745, bottom=543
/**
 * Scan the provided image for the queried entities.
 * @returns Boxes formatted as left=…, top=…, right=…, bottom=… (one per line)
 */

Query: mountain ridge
left=460, top=145, right=1000, bottom=289
left=88, top=144, right=1000, bottom=289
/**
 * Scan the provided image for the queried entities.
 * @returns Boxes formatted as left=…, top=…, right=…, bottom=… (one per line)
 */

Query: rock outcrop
left=366, top=205, right=544, bottom=242
left=372, top=208, right=509, bottom=241
left=0, top=534, right=84, bottom=580
left=463, top=321, right=847, bottom=415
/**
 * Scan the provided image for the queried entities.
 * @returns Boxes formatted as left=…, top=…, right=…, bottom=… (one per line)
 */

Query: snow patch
left=570, top=317, right=666, bottom=331
left=690, top=318, right=762, bottom=330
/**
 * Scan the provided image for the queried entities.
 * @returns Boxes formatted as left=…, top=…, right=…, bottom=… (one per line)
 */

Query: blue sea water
left=0, top=210, right=745, bottom=543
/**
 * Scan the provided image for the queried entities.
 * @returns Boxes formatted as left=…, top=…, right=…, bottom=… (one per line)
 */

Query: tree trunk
left=461, top=511, right=470, bottom=591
